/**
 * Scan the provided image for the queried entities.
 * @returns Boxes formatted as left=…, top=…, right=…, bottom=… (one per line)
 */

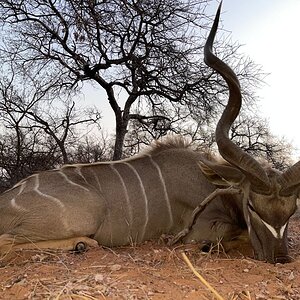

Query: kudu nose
left=275, top=256, right=291, bottom=264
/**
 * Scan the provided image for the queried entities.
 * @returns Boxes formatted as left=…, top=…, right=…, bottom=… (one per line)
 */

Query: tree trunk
left=113, top=115, right=128, bottom=161
left=60, top=144, right=69, bottom=164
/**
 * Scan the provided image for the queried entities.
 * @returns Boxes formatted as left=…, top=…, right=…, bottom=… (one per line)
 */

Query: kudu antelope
left=0, top=4, right=298, bottom=264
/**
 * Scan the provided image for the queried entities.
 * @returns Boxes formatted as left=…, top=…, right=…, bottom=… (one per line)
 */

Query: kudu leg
left=169, top=187, right=241, bottom=245
left=0, top=234, right=99, bottom=257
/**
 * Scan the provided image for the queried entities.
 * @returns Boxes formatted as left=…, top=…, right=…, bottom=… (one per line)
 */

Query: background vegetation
left=0, top=0, right=293, bottom=192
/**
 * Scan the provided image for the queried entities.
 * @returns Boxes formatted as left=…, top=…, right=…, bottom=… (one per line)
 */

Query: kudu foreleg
left=169, top=187, right=241, bottom=245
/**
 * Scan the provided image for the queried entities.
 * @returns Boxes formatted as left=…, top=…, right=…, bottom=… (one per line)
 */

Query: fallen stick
left=181, top=252, right=225, bottom=300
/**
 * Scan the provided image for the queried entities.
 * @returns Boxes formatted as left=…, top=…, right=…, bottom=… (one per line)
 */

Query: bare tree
left=0, top=69, right=101, bottom=162
left=0, top=0, right=266, bottom=159
left=24, top=100, right=101, bottom=164
left=230, top=113, right=294, bottom=171
left=71, top=133, right=113, bottom=163
left=0, top=128, right=61, bottom=191
left=0, top=64, right=103, bottom=189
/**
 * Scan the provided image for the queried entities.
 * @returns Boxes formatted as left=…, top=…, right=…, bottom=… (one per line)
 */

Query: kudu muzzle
left=243, top=181, right=296, bottom=264
left=247, top=210, right=290, bottom=263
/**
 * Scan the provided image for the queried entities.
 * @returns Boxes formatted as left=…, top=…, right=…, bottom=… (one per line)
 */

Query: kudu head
left=203, top=3, right=299, bottom=263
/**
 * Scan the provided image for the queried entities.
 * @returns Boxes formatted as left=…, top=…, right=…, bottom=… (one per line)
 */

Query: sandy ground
left=1, top=215, right=300, bottom=300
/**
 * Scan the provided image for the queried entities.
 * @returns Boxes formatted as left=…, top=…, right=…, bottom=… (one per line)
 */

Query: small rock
left=243, top=268, right=249, bottom=273
left=110, top=264, right=122, bottom=271
left=95, top=274, right=105, bottom=283
left=31, top=254, right=49, bottom=262
left=288, top=272, right=295, bottom=281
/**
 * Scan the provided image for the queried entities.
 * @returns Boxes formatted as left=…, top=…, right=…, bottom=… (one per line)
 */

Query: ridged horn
left=279, top=161, right=300, bottom=194
left=204, top=2, right=270, bottom=192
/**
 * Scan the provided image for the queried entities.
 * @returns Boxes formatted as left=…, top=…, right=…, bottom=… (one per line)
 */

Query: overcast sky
left=216, top=0, right=300, bottom=157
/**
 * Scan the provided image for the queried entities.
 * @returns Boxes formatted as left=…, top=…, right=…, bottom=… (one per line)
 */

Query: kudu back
left=0, top=4, right=298, bottom=264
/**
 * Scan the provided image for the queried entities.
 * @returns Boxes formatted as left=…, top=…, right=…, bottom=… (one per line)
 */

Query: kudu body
left=0, top=140, right=246, bottom=255
left=0, top=139, right=246, bottom=252
left=0, top=4, right=298, bottom=264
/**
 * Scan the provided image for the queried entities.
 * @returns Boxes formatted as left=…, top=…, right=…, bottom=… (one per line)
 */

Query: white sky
left=217, top=0, right=300, bottom=157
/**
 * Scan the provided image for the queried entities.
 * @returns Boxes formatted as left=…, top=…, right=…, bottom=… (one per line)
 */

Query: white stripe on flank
left=10, top=198, right=28, bottom=212
left=91, top=169, right=114, bottom=244
left=32, top=174, right=68, bottom=229
left=34, top=174, right=40, bottom=190
left=91, top=169, right=103, bottom=194
left=147, top=155, right=173, bottom=228
left=110, top=164, right=133, bottom=228
left=17, top=182, right=26, bottom=195
left=59, top=170, right=90, bottom=192
left=124, top=162, right=149, bottom=241
left=33, top=174, right=65, bottom=209
left=34, top=187, right=66, bottom=209
left=75, top=167, right=89, bottom=185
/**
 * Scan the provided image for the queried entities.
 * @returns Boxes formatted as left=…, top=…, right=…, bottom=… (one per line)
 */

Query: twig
left=241, top=291, right=252, bottom=300
left=54, top=284, right=67, bottom=300
left=170, top=187, right=241, bottom=245
left=181, top=252, right=225, bottom=300
left=74, top=293, right=100, bottom=300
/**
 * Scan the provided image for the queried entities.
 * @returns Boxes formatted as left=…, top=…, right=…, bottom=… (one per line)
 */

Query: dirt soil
left=1, top=215, right=300, bottom=300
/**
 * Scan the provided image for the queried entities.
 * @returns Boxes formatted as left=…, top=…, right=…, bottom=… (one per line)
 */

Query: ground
left=1, top=215, right=300, bottom=300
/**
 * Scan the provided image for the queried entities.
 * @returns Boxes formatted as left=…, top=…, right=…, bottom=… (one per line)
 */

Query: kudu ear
left=279, top=184, right=300, bottom=197
left=199, top=159, right=245, bottom=186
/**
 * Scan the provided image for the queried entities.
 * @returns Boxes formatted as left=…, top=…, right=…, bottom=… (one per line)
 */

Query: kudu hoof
left=275, top=256, right=292, bottom=264
left=74, top=242, right=87, bottom=253
left=199, top=240, right=213, bottom=253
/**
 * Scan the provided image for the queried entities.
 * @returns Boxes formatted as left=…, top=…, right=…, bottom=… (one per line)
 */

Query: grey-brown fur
left=0, top=137, right=244, bottom=251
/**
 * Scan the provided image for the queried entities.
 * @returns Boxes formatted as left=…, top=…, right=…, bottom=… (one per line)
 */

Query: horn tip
left=218, top=1, right=223, bottom=11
